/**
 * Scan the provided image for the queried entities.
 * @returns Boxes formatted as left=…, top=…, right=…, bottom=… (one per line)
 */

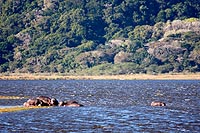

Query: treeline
left=0, top=0, right=200, bottom=74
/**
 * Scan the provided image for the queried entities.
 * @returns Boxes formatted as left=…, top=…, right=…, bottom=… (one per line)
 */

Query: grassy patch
left=0, top=96, right=29, bottom=99
left=0, top=106, right=50, bottom=113
left=0, top=73, right=200, bottom=80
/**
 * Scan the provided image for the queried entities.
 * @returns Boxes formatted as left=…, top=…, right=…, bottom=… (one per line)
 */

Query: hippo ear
left=51, top=98, right=59, bottom=106
left=59, top=101, right=63, bottom=106
left=38, top=100, right=45, bottom=106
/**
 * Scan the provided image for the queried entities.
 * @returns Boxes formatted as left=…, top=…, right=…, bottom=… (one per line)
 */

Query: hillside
left=0, top=0, right=200, bottom=74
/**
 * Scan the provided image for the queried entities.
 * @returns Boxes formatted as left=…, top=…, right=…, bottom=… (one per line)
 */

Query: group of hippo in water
left=23, top=96, right=166, bottom=107
left=23, top=96, right=83, bottom=107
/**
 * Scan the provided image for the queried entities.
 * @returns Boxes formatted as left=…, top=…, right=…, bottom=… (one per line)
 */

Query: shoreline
left=0, top=73, right=200, bottom=80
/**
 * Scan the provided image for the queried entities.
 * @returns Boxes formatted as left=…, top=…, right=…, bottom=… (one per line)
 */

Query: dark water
left=0, top=80, right=199, bottom=132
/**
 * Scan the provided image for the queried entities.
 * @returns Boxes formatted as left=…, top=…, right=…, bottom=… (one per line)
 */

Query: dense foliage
left=0, top=0, right=200, bottom=74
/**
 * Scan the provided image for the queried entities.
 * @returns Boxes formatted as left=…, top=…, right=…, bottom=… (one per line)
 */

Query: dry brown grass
left=0, top=73, right=200, bottom=80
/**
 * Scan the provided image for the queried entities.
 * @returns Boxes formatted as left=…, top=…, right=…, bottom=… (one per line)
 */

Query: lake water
left=0, top=80, right=199, bottom=132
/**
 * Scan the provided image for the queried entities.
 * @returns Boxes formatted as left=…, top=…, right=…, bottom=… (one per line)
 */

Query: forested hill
left=0, top=0, right=200, bottom=74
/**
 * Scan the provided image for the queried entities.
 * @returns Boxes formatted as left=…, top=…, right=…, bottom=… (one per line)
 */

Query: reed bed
left=0, top=73, right=200, bottom=80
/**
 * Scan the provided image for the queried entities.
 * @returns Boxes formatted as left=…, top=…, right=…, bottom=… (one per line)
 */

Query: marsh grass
left=0, top=96, right=29, bottom=99
left=0, top=73, right=200, bottom=80
left=0, top=106, right=50, bottom=113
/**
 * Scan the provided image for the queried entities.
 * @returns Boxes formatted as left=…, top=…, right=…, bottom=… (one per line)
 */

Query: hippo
left=151, top=101, right=166, bottom=106
left=36, top=96, right=59, bottom=106
left=23, top=96, right=83, bottom=107
left=59, top=100, right=83, bottom=107
left=23, top=96, right=59, bottom=107
left=23, top=98, right=42, bottom=107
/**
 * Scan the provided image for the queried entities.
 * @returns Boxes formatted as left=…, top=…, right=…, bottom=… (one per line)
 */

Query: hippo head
left=23, top=98, right=42, bottom=107
left=50, top=98, right=59, bottom=106
left=151, top=101, right=166, bottom=106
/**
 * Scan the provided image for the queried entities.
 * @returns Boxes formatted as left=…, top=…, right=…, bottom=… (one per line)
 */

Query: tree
left=156, top=10, right=166, bottom=22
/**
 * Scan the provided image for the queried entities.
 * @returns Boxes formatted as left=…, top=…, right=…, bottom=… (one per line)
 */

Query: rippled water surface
left=0, top=80, right=200, bottom=132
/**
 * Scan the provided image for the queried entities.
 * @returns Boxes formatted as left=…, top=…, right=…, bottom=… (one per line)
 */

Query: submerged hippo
left=59, top=100, right=83, bottom=107
left=23, top=98, right=42, bottom=107
left=23, top=96, right=59, bottom=107
left=151, top=101, right=166, bottom=106
left=36, top=96, right=59, bottom=106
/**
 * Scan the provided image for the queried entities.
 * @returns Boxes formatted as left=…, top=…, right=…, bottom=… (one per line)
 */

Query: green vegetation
left=0, top=0, right=200, bottom=74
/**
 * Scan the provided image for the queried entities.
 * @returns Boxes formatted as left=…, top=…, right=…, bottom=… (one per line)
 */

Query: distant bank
left=0, top=73, right=200, bottom=80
